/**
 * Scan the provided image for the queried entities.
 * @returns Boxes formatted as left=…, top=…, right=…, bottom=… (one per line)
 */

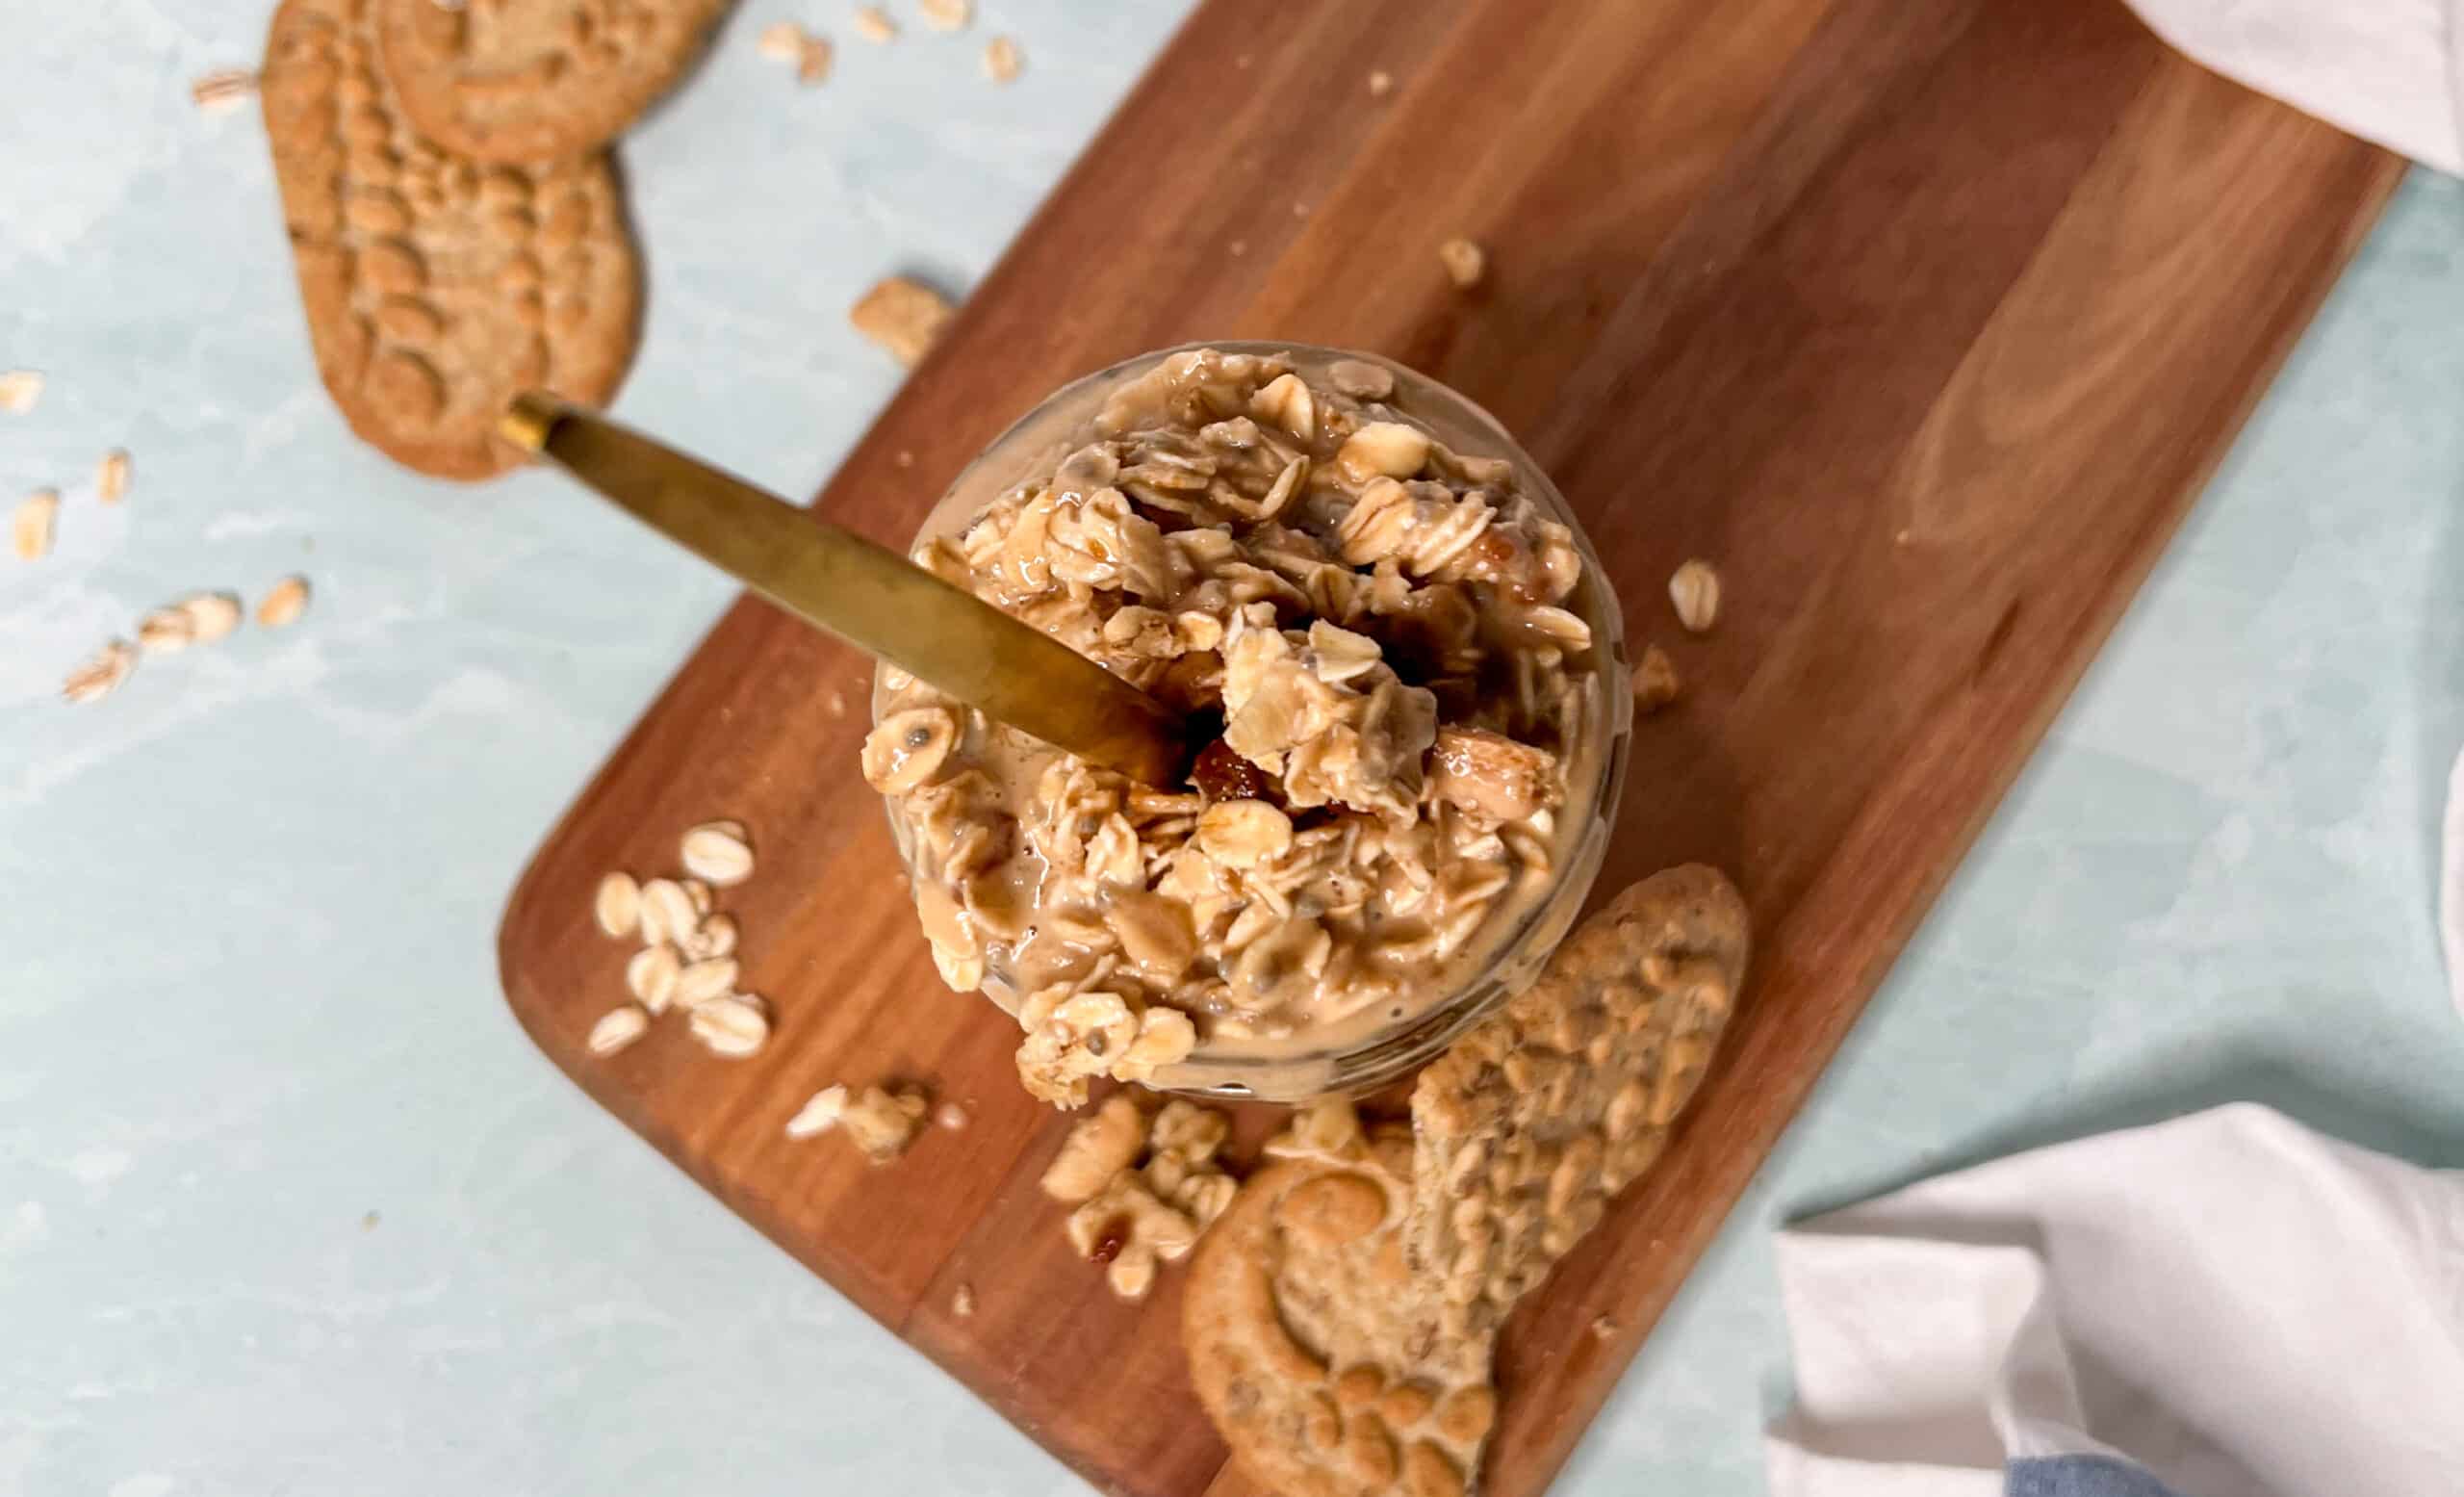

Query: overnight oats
left=861, top=346, right=1630, bottom=1104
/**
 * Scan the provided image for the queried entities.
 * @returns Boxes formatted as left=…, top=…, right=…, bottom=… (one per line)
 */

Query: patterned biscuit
left=262, top=0, right=641, bottom=479
left=1185, top=1120, right=1498, bottom=1497
left=1409, top=865, right=1748, bottom=1341
left=373, top=0, right=733, bottom=163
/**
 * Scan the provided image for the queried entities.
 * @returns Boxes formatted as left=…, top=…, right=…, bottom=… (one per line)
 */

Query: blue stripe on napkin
left=2008, top=1455, right=2187, bottom=1497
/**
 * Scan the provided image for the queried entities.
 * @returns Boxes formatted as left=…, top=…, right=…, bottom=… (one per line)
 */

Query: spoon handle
left=501, top=393, right=1190, bottom=788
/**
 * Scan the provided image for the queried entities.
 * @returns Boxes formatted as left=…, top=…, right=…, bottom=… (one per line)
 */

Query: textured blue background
left=4, top=4, right=2460, bottom=1493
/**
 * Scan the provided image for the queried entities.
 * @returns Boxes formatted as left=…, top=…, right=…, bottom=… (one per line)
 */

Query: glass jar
left=878, top=343, right=1631, bottom=1101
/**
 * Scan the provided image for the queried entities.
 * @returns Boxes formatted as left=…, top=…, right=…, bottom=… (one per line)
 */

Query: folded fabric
left=1765, top=1104, right=2464, bottom=1497
left=2120, top=0, right=2464, bottom=172
left=2447, top=747, right=2463, bottom=1021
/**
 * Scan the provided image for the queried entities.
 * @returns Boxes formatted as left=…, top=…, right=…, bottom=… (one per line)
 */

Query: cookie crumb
left=1630, top=645, right=1680, bottom=713
left=982, top=35, right=1021, bottom=83
left=893, top=449, right=915, bottom=469
left=918, top=0, right=971, bottom=31
left=1590, top=1314, right=1618, bottom=1337
left=853, top=5, right=897, bottom=42
left=1439, top=237, right=1487, bottom=290
left=952, top=1281, right=976, bottom=1317
left=190, top=68, right=258, bottom=112
left=850, top=275, right=956, bottom=368
left=842, top=1084, right=931, bottom=1162
left=1227, top=239, right=1247, bottom=258
left=935, top=1099, right=969, bottom=1131
left=1668, top=558, right=1720, bottom=632
left=1367, top=68, right=1394, bottom=98
left=0, top=370, right=42, bottom=414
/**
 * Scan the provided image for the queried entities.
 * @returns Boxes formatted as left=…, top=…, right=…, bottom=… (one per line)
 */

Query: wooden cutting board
left=497, top=0, right=2400, bottom=1492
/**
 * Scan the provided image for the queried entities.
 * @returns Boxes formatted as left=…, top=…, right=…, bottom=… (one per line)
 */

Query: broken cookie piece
left=1186, top=1110, right=1496, bottom=1497
left=1409, top=865, right=1748, bottom=1340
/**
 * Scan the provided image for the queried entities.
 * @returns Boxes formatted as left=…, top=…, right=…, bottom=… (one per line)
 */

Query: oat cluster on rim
left=864, top=348, right=1606, bottom=1106
left=587, top=820, right=770, bottom=1059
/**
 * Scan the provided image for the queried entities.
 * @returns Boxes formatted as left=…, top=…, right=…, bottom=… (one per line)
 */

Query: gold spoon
left=500, top=392, right=1191, bottom=788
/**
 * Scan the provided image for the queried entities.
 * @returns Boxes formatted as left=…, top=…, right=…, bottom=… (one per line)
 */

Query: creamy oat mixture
left=861, top=348, right=1603, bottom=1105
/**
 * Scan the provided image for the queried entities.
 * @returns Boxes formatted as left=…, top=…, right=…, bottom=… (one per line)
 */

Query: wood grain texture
left=496, top=1, right=2400, bottom=1493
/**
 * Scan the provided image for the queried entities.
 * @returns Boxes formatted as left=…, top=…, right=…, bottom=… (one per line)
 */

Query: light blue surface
left=5, top=5, right=2462, bottom=1495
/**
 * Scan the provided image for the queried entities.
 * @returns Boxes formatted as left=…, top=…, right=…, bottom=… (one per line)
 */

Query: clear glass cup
left=879, top=343, right=1632, bottom=1100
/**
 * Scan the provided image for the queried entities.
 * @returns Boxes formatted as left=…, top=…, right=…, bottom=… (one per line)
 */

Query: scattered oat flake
left=757, top=20, right=807, bottom=60
left=0, top=370, right=43, bottom=414
left=191, top=69, right=257, bottom=112
left=690, top=994, right=770, bottom=1057
left=179, top=592, right=244, bottom=642
left=853, top=5, right=896, bottom=41
left=850, top=275, right=955, bottom=369
left=627, top=943, right=680, bottom=1013
left=636, top=878, right=698, bottom=949
left=1367, top=68, right=1394, bottom=98
left=952, top=1282, right=976, bottom=1318
left=935, top=1099, right=969, bottom=1131
left=797, top=35, right=834, bottom=85
left=982, top=35, right=1021, bottom=83
left=1439, top=238, right=1487, bottom=290
left=361, top=1210, right=381, bottom=1230
left=673, top=957, right=740, bottom=1009
left=256, top=575, right=311, bottom=629
left=62, top=639, right=136, bottom=705
left=787, top=1084, right=849, bottom=1139
left=918, top=0, right=971, bottom=32
left=137, top=606, right=196, bottom=655
left=96, top=449, right=131, bottom=503
left=681, top=912, right=737, bottom=961
left=680, top=821, right=755, bottom=887
left=13, top=489, right=59, bottom=561
left=595, top=871, right=641, bottom=939
left=1669, top=558, right=1721, bottom=632
left=587, top=1005, right=650, bottom=1056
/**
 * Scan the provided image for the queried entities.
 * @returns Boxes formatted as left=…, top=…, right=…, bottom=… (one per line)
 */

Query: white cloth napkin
left=2120, top=0, right=2464, bottom=171
left=2447, top=749, right=2464, bottom=1021
left=1764, top=1105, right=2464, bottom=1497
